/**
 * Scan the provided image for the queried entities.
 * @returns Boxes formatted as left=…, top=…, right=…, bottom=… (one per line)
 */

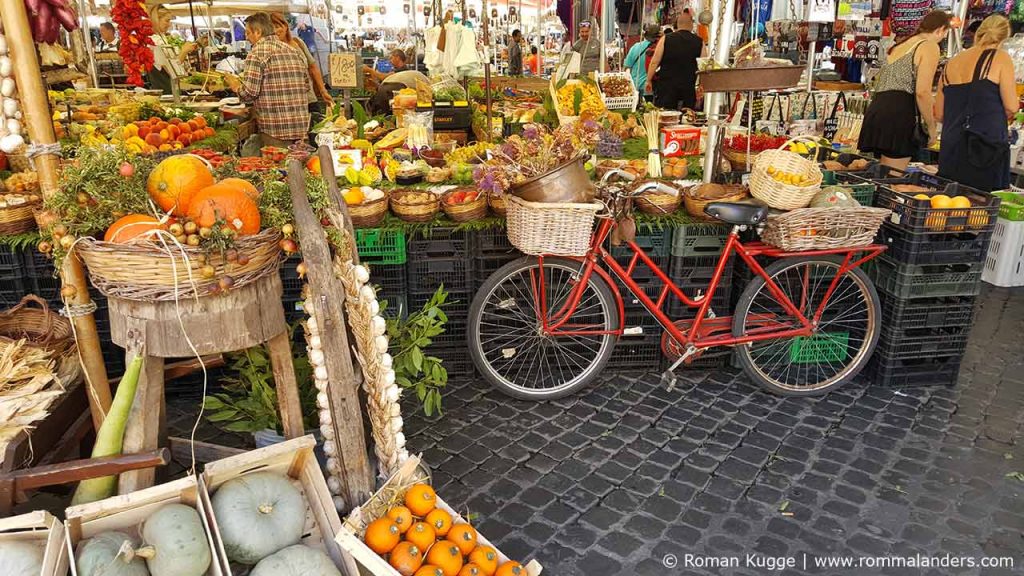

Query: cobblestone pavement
left=399, top=285, right=1024, bottom=575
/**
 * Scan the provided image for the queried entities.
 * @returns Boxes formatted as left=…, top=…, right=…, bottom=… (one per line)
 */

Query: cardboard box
left=661, top=125, right=703, bottom=157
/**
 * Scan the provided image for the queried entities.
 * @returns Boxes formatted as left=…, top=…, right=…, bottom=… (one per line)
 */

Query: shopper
left=97, top=22, right=119, bottom=52
left=936, top=14, right=1018, bottom=191
left=225, top=13, right=312, bottom=154
left=858, top=10, right=950, bottom=170
left=508, top=29, right=524, bottom=76
left=645, top=11, right=704, bottom=110
left=624, top=24, right=660, bottom=102
left=525, top=46, right=541, bottom=76
left=270, top=12, right=334, bottom=123
left=573, top=21, right=601, bottom=75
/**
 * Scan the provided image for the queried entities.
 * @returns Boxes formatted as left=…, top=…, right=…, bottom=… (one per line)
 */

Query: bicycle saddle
left=704, top=202, right=769, bottom=225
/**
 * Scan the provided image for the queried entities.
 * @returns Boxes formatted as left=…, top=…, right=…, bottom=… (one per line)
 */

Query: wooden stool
left=107, top=272, right=304, bottom=493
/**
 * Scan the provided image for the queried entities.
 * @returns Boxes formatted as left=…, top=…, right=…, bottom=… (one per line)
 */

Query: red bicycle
left=468, top=173, right=886, bottom=399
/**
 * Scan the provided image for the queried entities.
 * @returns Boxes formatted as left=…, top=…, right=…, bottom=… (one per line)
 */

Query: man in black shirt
left=508, top=29, right=523, bottom=75
left=645, top=10, right=705, bottom=110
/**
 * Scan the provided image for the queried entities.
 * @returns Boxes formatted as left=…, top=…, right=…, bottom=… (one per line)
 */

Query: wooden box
left=200, top=435, right=357, bottom=575
left=0, top=511, right=69, bottom=576
left=335, top=456, right=543, bottom=575
left=64, top=475, right=221, bottom=576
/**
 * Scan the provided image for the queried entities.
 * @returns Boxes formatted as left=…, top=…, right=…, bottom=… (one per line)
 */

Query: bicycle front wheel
left=732, top=255, right=880, bottom=396
left=468, top=257, right=619, bottom=400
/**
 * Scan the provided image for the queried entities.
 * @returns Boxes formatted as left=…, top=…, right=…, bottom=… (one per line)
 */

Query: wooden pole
left=482, top=0, right=493, bottom=141
left=0, top=0, right=112, bottom=432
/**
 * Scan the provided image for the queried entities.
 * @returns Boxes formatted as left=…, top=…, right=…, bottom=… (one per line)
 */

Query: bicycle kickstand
left=660, top=345, right=699, bottom=392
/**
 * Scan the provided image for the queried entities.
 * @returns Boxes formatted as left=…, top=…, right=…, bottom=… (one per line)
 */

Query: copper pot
left=510, top=157, right=595, bottom=203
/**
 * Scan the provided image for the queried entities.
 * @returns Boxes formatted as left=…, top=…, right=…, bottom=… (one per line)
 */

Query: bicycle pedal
left=659, top=371, right=678, bottom=392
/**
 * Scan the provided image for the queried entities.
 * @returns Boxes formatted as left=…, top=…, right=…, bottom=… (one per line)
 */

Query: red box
left=661, top=125, right=702, bottom=157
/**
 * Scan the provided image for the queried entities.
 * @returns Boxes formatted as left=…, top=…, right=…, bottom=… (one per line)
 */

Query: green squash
left=210, top=472, right=305, bottom=565
left=249, top=545, right=341, bottom=576
left=0, top=540, right=44, bottom=576
left=76, top=531, right=149, bottom=576
left=137, top=504, right=212, bottom=576
left=810, top=186, right=860, bottom=208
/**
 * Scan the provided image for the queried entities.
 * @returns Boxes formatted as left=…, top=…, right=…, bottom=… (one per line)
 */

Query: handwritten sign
left=330, top=53, right=361, bottom=89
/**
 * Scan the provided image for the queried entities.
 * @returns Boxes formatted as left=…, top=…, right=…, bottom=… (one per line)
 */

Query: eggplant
left=53, top=1, right=78, bottom=32
left=31, top=2, right=51, bottom=42
left=44, top=20, right=60, bottom=44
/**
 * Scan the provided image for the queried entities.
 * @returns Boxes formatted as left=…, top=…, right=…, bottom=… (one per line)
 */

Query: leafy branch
left=385, top=285, right=451, bottom=417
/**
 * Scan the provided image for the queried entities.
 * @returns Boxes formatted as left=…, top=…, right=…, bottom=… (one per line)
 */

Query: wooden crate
left=336, top=456, right=543, bottom=575
left=64, top=475, right=221, bottom=576
left=0, top=510, right=69, bottom=576
left=200, top=435, right=358, bottom=576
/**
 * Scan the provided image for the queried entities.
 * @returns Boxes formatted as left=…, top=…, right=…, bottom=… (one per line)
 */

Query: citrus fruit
left=913, top=193, right=930, bottom=201
left=343, top=187, right=365, bottom=205
left=949, top=196, right=971, bottom=209
left=930, top=194, right=953, bottom=209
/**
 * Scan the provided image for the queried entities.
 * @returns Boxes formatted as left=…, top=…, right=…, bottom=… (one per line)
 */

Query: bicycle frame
left=535, top=217, right=886, bottom=354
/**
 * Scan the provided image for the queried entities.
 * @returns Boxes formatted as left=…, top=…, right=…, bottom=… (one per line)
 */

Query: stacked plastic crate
left=982, top=190, right=1024, bottom=287
left=0, top=244, right=29, bottom=309
left=406, top=227, right=475, bottom=377
left=356, top=228, right=408, bottom=319
left=867, top=172, right=998, bottom=386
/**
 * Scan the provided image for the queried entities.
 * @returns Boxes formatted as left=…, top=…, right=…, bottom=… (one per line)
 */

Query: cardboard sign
left=329, top=52, right=362, bottom=89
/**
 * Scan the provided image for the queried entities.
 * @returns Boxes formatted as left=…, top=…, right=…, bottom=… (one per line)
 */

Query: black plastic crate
left=407, top=227, right=472, bottom=258
left=23, top=250, right=60, bottom=303
left=430, top=345, right=476, bottom=377
left=474, top=226, right=517, bottom=258
left=473, top=254, right=521, bottom=288
left=880, top=293, right=976, bottom=330
left=669, top=254, right=734, bottom=286
left=875, top=222, right=991, bottom=266
left=0, top=274, right=29, bottom=308
left=608, top=226, right=673, bottom=259
left=407, top=257, right=473, bottom=293
left=671, top=223, right=730, bottom=258
left=368, top=263, right=406, bottom=294
left=408, top=289, right=471, bottom=322
left=875, top=325, right=970, bottom=359
left=609, top=253, right=671, bottom=283
left=667, top=280, right=733, bottom=319
left=279, top=258, right=304, bottom=297
left=0, top=244, right=23, bottom=272
left=623, top=306, right=665, bottom=334
left=867, top=255, right=983, bottom=299
left=608, top=334, right=663, bottom=370
left=868, top=351, right=962, bottom=387
left=875, top=175, right=999, bottom=235
left=663, top=351, right=730, bottom=370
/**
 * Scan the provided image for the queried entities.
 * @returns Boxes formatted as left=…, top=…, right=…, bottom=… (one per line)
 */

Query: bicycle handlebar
left=631, top=180, right=679, bottom=197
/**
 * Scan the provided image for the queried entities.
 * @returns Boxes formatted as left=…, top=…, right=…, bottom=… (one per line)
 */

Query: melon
left=0, top=540, right=44, bottom=576
left=249, top=544, right=341, bottom=576
left=810, top=186, right=860, bottom=208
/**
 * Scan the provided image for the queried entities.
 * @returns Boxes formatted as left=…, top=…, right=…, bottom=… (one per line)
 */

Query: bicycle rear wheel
left=732, top=255, right=880, bottom=396
left=468, top=257, right=619, bottom=400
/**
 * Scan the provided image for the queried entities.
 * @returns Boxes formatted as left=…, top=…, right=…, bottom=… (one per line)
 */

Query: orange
left=930, top=194, right=953, bottom=209
left=405, top=484, right=437, bottom=517
left=468, top=546, right=498, bottom=576
left=364, top=517, right=401, bottom=554
left=494, top=561, right=524, bottom=576
left=425, top=509, right=453, bottom=537
left=459, top=565, right=483, bottom=576
left=446, top=523, right=477, bottom=556
left=390, top=542, right=424, bottom=576
left=912, top=193, right=931, bottom=201
left=949, top=196, right=971, bottom=209
left=342, top=186, right=365, bottom=205
left=415, top=567, right=445, bottom=576
left=425, top=542, right=463, bottom=576
left=387, top=506, right=414, bottom=534
left=405, top=521, right=436, bottom=551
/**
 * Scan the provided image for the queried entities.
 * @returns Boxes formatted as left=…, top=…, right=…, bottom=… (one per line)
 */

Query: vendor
left=225, top=13, right=312, bottom=155
left=364, top=49, right=410, bottom=87
left=366, top=50, right=429, bottom=114
left=572, top=21, right=601, bottom=74
left=147, top=5, right=203, bottom=94
left=97, top=22, right=119, bottom=52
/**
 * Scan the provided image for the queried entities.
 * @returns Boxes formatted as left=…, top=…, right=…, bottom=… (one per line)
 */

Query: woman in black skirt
left=858, top=11, right=951, bottom=170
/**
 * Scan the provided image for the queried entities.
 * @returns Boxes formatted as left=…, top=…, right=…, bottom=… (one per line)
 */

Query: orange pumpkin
left=494, top=562, right=524, bottom=576
left=446, top=523, right=477, bottom=556
left=147, top=155, right=214, bottom=214
left=104, top=214, right=164, bottom=243
left=390, top=542, right=424, bottom=576
left=425, top=542, right=463, bottom=576
left=186, top=187, right=261, bottom=235
left=468, top=546, right=498, bottom=576
left=199, top=178, right=259, bottom=202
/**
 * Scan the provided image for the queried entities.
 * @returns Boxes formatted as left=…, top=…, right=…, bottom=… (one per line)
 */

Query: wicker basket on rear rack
left=505, top=195, right=604, bottom=256
left=761, top=207, right=891, bottom=251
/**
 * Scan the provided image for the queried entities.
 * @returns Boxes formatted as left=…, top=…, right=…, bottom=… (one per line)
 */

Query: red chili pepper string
left=113, top=0, right=154, bottom=86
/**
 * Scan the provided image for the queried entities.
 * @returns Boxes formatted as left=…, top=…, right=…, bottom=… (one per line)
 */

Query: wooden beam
left=287, top=160, right=373, bottom=505
left=317, top=145, right=360, bottom=264
left=268, top=330, right=305, bottom=439
left=11, top=449, right=171, bottom=492
left=168, top=438, right=245, bottom=464
left=118, top=327, right=166, bottom=494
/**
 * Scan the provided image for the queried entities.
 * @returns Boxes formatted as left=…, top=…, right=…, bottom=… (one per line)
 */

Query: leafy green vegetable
left=386, top=285, right=451, bottom=417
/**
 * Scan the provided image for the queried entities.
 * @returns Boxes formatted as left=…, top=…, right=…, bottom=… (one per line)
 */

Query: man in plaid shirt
left=227, top=12, right=311, bottom=152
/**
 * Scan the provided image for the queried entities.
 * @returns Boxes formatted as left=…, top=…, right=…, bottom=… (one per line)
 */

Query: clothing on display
left=424, top=22, right=481, bottom=80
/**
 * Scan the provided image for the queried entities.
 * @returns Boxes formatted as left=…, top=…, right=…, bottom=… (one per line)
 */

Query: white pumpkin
left=0, top=540, right=44, bottom=576
left=76, top=531, right=149, bottom=576
left=211, top=472, right=305, bottom=565
left=248, top=544, right=340, bottom=576
left=138, top=504, right=212, bottom=576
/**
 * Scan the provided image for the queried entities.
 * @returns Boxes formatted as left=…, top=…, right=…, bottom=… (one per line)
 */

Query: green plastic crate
left=822, top=172, right=876, bottom=206
left=993, top=190, right=1024, bottom=221
left=355, top=229, right=407, bottom=265
left=789, top=332, right=850, bottom=364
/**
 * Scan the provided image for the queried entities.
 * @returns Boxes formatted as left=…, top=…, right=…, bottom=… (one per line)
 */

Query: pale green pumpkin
left=76, top=531, right=149, bottom=576
left=249, top=545, right=341, bottom=576
left=210, top=472, right=305, bottom=565
left=0, top=540, right=44, bottom=576
left=137, top=504, right=212, bottom=576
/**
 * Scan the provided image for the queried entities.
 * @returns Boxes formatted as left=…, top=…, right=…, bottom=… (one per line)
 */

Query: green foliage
left=385, top=285, right=451, bottom=417
left=572, top=87, right=583, bottom=116
left=203, top=323, right=317, bottom=434
left=622, top=137, right=650, bottom=160
left=190, top=125, right=238, bottom=153
left=352, top=100, right=369, bottom=140
left=0, top=231, right=41, bottom=250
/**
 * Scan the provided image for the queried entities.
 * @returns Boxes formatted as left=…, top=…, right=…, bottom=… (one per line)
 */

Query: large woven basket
left=761, top=207, right=891, bottom=251
left=505, top=195, right=603, bottom=256
left=0, top=200, right=40, bottom=234
left=750, top=137, right=823, bottom=210
left=76, top=228, right=284, bottom=301
left=348, top=194, right=389, bottom=228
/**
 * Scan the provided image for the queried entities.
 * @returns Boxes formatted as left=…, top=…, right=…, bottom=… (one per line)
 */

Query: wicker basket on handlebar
left=506, top=195, right=604, bottom=256
left=750, top=137, right=823, bottom=210
left=761, top=207, right=891, bottom=251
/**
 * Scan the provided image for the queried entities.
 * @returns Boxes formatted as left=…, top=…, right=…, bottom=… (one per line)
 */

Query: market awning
left=148, top=0, right=311, bottom=16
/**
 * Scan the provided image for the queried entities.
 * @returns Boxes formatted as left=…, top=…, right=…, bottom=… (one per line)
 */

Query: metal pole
left=78, top=0, right=98, bottom=87
left=702, top=0, right=736, bottom=183
left=483, top=0, right=493, bottom=140
left=806, top=41, right=815, bottom=92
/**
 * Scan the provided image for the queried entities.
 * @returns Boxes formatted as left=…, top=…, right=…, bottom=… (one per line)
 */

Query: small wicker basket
left=0, top=200, right=40, bottom=235
left=505, top=195, right=603, bottom=256
left=441, top=188, right=488, bottom=222
left=348, top=193, right=389, bottom=228
left=635, top=182, right=682, bottom=215
left=488, top=192, right=507, bottom=217
left=390, top=189, right=440, bottom=222
left=0, top=295, right=81, bottom=385
left=683, top=184, right=749, bottom=220
left=722, top=147, right=758, bottom=170
left=76, top=228, right=284, bottom=301
left=761, top=207, right=891, bottom=251
left=750, top=137, right=823, bottom=210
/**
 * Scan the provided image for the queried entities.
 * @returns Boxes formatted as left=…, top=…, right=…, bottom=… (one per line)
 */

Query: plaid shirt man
left=237, top=36, right=311, bottom=142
